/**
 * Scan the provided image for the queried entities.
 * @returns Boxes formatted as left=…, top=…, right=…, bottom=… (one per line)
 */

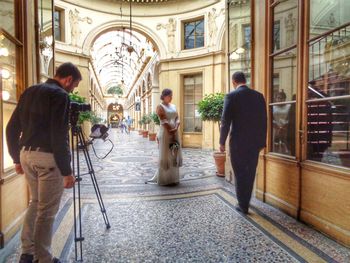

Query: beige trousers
left=20, top=149, right=64, bottom=263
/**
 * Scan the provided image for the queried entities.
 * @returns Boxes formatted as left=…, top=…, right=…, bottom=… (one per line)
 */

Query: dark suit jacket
left=220, top=85, right=267, bottom=153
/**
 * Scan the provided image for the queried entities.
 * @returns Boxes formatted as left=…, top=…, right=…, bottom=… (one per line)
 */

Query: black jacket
left=6, top=79, right=72, bottom=176
left=220, top=85, right=267, bottom=151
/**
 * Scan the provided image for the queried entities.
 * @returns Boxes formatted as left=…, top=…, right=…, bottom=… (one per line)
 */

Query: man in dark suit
left=220, top=71, right=267, bottom=214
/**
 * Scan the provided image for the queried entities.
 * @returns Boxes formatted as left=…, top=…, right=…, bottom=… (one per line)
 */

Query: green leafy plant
left=69, top=91, right=86, bottom=103
left=148, top=112, right=160, bottom=133
left=69, top=92, right=102, bottom=125
left=197, top=93, right=225, bottom=132
left=107, top=85, right=123, bottom=96
left=150, top=112, right=160, bottom=126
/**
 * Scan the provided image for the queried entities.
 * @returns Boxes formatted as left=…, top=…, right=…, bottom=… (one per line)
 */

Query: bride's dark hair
left=160, top=89, right=173, bottom=100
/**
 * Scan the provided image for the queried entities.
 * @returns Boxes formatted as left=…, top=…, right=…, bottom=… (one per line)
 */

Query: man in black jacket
left=6, top=62, right=82, bottom=263
left=220, top=71, right=267, bottom=214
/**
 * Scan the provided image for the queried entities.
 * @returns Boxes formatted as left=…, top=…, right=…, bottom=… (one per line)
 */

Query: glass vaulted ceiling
left=90, top=29, right=156, bottom=95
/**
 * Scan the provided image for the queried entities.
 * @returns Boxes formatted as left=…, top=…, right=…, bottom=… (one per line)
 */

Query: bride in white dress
left=147, top=89, right=183, bottom=185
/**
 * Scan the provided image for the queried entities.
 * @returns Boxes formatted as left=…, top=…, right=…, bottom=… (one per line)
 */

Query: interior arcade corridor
left=1, top=0, right=350, bottom=262
left=1, top=130, right=349, bottom=262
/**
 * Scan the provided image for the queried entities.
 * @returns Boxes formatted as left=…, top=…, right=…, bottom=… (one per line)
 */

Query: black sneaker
left=19, top=254, right=33, bottom=263
left=52, top=257, right=62, bottom=263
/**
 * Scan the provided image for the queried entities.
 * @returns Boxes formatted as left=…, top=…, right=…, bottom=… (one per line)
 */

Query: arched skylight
left=90, top=29, right=156, bottom=95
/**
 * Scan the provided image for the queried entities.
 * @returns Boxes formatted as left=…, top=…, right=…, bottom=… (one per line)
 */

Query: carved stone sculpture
left=208, top=8, right=224, bottom=47
left=69, top=9, right=92, bottom=47
left=156, top=18, right=176, bottom=53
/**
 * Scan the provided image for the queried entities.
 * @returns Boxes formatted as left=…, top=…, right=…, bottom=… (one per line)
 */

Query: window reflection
left=273, top=0, right=298, bottom=51
left=0, top=0, right=15, bottom=35
left=270, top=46, right=297, bottom=156
left=272, top=99, right=296, bottom=155
left=184, top=19, right=204, bottom=49
left=228, top=0, right=251, bottom=84
left=307, top=27, right=350, bottom=167
left=307, top=1, right=350, bottom=167
left=272, top=49, right=297, bottom=103
left=310, top=0, right=350, bottom=38
left=0, top=36, right=17, bottom=170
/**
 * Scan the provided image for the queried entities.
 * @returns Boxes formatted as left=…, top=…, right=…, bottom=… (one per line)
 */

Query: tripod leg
left=72, top=128, right=84, bottom=262
left=78, top=130, right=111, bottom=229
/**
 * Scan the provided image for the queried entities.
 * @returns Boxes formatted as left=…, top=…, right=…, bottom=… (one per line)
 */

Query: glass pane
left=308, top=25, right=350, bottom=98
left=307, top=98, right=350, bottom=168
left=194, top=117, right=202, bottom=132
left=273, top=21, right=281, bottom=51
left=184, top=118, right=194, bottom=132
left=54, top=10, right=61, bottom=41
left=271, top=102, right=296, bottom=156
left=310, top=0, right=350, bottom=38
left=273, top=0, right=298, bottom=50
left=0, top=0, right=15, bottom=35
left=1, top=37, right=17, bottom=170
left=38, top=0, right=54, bottom=81
left=228, top=0, right=251, bottom=85
left=272, top=48, right=297, bottom=102
left=185, top=36, right=194, bottom=49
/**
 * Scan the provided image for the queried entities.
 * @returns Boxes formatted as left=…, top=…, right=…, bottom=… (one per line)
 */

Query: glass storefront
left=307, top=0, right=350, bottom=167
left=0, top=0, right=21, bottom=172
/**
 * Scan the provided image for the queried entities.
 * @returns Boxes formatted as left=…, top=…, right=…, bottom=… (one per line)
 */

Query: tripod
left=71, top=124, right=111, bottom=262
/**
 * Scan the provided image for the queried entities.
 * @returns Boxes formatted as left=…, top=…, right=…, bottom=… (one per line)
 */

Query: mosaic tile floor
left=2, top=130, right=350, bottom=262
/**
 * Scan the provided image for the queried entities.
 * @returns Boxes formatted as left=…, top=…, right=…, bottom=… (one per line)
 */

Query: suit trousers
left=20, top=150, right=64, bottom=263
left=230, top=147, right=260, bottom=212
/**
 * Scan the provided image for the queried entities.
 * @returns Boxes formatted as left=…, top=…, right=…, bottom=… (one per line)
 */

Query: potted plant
left=141, top=114, right=151, bottom=138
left=148, top=112, right=160, bottom=141
left=198, top=93, right=226, bottom=177
left=138, top=120, right=144, bottom=135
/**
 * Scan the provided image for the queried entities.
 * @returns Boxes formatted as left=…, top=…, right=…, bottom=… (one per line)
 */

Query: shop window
left=307, top=1, right=350, bottom=167
left=183, top=74, right=202, bottom=133
left=269, top=0, right=298, bottom=156
left=228, top=0, right=252, bottom=85
left=183, top=18, right=204, bottom=49
left=0, top=1, right=23, bottom=173
left=54, top=8, right=65, bottom=42
left=38, top=0, right=54, bottom=81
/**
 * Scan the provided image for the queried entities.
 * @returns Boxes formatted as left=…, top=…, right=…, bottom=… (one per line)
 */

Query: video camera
left=69, top=102, right=91, bottom=126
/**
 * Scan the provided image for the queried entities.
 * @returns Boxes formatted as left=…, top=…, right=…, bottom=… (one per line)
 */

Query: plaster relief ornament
left=156, top=18, right=176, bottom=54
left=69, top=9, right=92, bottom=46
left=208, top=8, right=224, bottom=47
left=285, top=13, right=296, bottom=47
left=229, top=21, right=238, bottom=50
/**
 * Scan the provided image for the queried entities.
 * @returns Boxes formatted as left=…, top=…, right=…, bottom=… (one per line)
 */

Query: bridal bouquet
left=169, top=140, right=180, bottom=151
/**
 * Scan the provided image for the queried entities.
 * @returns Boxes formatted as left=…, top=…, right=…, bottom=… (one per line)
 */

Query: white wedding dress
left=147, top=103, right=183, bottom=185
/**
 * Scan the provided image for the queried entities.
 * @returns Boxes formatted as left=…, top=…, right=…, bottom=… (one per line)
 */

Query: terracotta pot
left=213, top=151, right=226, bottom=177
left=148, top=133, right=157, bottom=141
left=142, top=130, right=149, bottom=138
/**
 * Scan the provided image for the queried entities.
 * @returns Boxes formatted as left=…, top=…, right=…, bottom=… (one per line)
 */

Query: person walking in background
left=126, top=115, right=133, bottom=132
left=146, top=89, right=183, bottom=185
left=219, top=71, right=267, bottom=214
left=6, top=62, right=81, bottom=263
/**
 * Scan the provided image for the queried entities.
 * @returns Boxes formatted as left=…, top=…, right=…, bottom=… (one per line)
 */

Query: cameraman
left=6, top=62, right=82, bottom=263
